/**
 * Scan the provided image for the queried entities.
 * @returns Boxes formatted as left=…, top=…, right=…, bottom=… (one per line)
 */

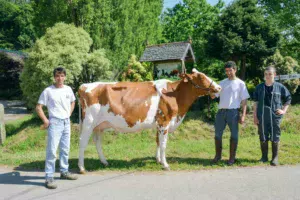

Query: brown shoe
left=60, top=172, right=78, bottom=180
left=45, top=177, right=57, bottom=189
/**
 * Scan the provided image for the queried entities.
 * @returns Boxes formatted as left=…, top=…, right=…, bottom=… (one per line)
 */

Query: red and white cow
left=78, top=69, right=221, bottom=173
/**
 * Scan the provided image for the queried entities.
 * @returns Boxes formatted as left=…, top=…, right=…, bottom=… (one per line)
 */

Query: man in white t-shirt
left=36, top=67, right=78, bottom=189
left=211, top=61, right=250, bottom=165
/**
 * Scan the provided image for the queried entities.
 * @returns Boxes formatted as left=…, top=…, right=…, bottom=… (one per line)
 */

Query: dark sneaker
left=60, top=172, right=78, bottom=180
left=45, top=177, right=57, bottom=189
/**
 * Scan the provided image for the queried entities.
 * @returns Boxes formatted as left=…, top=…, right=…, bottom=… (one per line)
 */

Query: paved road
left=1, top=165, right=300, bottom=200
left=0, top=100, right=29, bottom=123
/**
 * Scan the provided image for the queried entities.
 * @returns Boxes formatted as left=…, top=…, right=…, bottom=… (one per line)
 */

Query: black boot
left=259, top=141, right=268, bottom=162
left=211, top=139, right=222, bottom=164
left=270, top=142, right=279, bottom=166
left=228, top=139, right=237, bottom=166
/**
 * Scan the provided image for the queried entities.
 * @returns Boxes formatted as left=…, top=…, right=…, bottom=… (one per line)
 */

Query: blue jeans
left=45, top=117, right=71, bottom=179
left=215, top=109, right=239, bottom=142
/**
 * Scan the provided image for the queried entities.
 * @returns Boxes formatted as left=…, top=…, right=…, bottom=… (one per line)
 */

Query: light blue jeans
left=45, top=117, right=71, bottom=179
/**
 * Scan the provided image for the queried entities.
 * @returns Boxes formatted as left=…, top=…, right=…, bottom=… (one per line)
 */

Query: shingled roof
left=139, top=42, right=195, bottom=63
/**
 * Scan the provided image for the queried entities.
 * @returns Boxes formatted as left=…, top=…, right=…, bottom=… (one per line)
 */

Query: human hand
left=239, top=115, right=245, bottom=124
left=41, top=119, right=50, bottom=130
left=276, top=109, right=285, bottom=115
left=210, top=94, right=216, bottom=99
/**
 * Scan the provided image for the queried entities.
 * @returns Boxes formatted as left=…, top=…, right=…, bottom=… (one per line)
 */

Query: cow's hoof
left=102, top=162, right=109, bottom=167
left=79, top=169, right=86, bottom=174
left=162, top=166, right=170, bottom=171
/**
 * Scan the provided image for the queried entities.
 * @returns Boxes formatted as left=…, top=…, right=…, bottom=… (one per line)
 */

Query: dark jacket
left=253, top=82, right=292, bottom=119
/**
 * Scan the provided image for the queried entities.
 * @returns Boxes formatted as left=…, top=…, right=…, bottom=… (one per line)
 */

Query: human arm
left=239, top=99, right=247, bottom=124
left=276, top=85, right=292, bottom=115
left=70, top=101, right=75, bottom=115
left=36, top=104, right=49, bottom=128
left=253, top=102, right=259, bottom=125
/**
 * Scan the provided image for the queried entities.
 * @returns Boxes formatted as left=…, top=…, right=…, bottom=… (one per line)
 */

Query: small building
left=139, top=42, right=195, bottom=79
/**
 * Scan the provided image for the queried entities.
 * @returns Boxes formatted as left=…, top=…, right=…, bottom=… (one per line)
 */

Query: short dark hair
left=53, top=66, right=66, bottom=77
left=224, top=61, right=237, bottom=70
left=265, top=65, right=276, bottom=73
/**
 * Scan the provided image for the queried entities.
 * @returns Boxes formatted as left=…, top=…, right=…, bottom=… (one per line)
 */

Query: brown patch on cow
left=79, top=82, right=158, bottom=128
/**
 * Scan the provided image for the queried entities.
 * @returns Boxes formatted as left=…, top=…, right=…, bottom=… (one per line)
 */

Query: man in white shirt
left=36, top=67, right=78, bottom=189
left=211, top=61, right=250, bottom=165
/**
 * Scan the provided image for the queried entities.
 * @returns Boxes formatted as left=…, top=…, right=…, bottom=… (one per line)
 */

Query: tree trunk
left=240, top=54, right=246, bottom=80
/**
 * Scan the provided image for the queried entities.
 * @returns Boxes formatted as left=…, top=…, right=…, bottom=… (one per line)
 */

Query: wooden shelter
left=139, top=42, right=195, bottom=79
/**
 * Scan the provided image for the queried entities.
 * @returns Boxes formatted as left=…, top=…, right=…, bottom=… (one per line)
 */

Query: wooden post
left=0, top=104, right=6, bottom=145
left=181, top=60, right=186, bottom=74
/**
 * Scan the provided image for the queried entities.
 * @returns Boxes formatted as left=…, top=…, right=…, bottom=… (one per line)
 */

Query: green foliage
left=120, top=55, right=153, bottom=82
left=206, top=0, right=280, bottom=80
left=0, top=0, right=36, bottom=49
left=161, top=0, right=223, bottom=62
left=20, top=23, right=112, bottom=109
left=31, top=0, right=163, bottom=70
left=0, top=52, right=24, bottom=99
left=263, top=50, right=300, bottom=94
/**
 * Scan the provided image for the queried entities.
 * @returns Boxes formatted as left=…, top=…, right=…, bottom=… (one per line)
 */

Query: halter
left=185, top=74, right=215, bottom=119
left=185, top=75, right=214, bottom=92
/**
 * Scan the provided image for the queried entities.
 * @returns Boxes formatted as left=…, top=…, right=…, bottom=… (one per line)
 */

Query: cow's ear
left=179, top=73, right=189, bottom=82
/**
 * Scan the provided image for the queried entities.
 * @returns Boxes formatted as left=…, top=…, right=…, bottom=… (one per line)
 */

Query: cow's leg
left=93, top=133, right=109, bottom=166
left=156, top=131, right=161, bottom=164
left=159, top=126, right=170, bottom=170
left=78, top=119, right=93, bottom=174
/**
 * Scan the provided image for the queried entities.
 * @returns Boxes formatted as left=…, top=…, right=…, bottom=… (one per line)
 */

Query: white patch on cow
left=168, top=115, right=185, bottom=133
left=82, top=82, right=117, bottom=93
left=84, top=94, right=161, bottom=133
left=145, top=101, right=148, bottom=107
left=153, top=79, right=171, bottom=96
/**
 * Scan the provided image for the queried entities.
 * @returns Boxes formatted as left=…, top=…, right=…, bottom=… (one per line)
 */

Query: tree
left=0, top=0, right=36, bottom=50
left=20, top=23, right=112, bottom=109
left=0, top=52, right=24, bottom=99
left=258, top=0, right=300, bottom=62
left=206, top=0, right=280, bottom=80
left=31, top=0, right=163, bottom=71
left=161, top=0, right=223, bottom=62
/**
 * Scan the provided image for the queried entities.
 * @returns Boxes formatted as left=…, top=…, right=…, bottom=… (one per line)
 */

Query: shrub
left=20, top=23, right=112, bottom=109
left=120, top=55, right=153, bottom=82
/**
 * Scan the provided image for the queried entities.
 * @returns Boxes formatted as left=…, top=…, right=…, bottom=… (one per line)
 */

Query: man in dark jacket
left=253, top=66, right=292, bottom=166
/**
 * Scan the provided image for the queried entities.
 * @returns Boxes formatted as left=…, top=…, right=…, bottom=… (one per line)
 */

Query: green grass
left=0, top=103, right=300, bottom=172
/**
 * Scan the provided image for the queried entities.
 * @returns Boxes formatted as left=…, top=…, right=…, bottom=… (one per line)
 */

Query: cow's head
left=180, top=68, right=221, bottom=96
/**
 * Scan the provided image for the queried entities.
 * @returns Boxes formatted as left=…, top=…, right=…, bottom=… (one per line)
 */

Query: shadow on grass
left=0, top=171, right=44, bottom=187
left=14, top=156, right=259, bottom=172
left=5, top=116, right=40, bottom=137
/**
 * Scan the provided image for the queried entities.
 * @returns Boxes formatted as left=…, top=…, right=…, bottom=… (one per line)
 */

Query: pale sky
left=163, top=0, right=233, bottom=11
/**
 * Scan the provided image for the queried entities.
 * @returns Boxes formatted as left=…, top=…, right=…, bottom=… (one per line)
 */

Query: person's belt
left=219, top=108, right=239, bottom=110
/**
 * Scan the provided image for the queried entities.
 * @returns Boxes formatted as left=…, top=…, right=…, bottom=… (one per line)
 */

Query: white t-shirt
left=38, top=85, right=76, bottom=119
left=215, top=78, right=250, bottom=109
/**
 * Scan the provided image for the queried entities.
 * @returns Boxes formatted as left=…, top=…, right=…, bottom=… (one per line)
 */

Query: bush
left=20, top=23, right=112, bottom=109
left=120, top=55, right=153, bottom=82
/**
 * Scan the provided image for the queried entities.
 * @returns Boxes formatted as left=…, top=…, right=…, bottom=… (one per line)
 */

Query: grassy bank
left=0, top=104, right=299, bottom=172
